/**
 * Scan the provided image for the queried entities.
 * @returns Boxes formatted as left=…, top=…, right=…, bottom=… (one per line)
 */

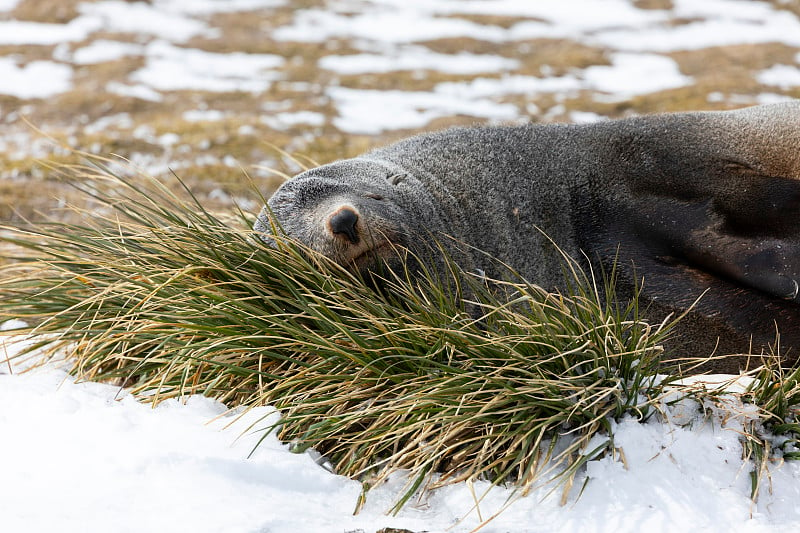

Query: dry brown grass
left=10, top=0, right=84, bottom=23
left=633, top=0, right=674, bottom=9
left=670, top=43, right=800, bottom=78
left=448, top=13, right=546, bottom=29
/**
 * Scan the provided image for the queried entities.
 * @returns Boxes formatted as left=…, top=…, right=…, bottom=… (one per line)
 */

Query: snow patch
left=327, top=86, right=518, bottom=134
left=319, top=47, right=519, bottom=75
left=274, top=8, right=536, bottom=43
left=0, top=59, right=73, bottom=99
left=276, top=0, right=800, bottom=52
left=582, top=53, right=692, bottom=98
left=262, top=110, right=327, bottom=130
left=570, top=110, right=606, bottom=124
left=78, top=1, right=213, bottom=42
left=593, top=16, right=800, bottom=52
left=155, top=0, right=286, bottom=14
left=71, top=40, right=145, bottom=65
left=106, top=81, right=164, bottom=102
left=4, top=356, right=800, bottom=532
left=757, top=64, right=800, bottom=90
left=183, top=109, right=228, bottom=122
left=0, top=0, right=287, bottom=47
left=274, top=0, right=664, bottom=44
left=83, top=113, right=135, bottom=135
left=327, top=51, right=691, bottom=134
left=129, top=40, right=284, bottom=93
left=0, top=17, right=101, bottom=45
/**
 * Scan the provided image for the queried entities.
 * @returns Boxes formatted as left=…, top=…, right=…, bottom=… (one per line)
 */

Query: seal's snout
left=328, top=206, right=360, bottom=244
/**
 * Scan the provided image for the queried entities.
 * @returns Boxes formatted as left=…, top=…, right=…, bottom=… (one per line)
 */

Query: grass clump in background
left=0, top=158, right=797, bottom=512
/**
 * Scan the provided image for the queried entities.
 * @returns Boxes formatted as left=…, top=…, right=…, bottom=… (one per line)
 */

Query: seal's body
left=256, top=102, right=800, bottom=371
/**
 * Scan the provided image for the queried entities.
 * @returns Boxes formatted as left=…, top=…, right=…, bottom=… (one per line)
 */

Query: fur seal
left=255, top=102, right=800, bottom=372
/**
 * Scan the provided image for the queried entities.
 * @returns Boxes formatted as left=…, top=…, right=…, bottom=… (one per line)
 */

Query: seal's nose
left=328, top=206, right=360, bottom=244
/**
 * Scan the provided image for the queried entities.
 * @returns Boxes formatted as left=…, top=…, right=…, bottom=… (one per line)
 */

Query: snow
left=0, top=18, right=101, bottom=45
left=273, top=0, right=664, bottom=44
left=0, top=58, right=73, bottom=98
left=756, top=92, right=798, bottom=105
left=327, top=86, right=519, bottom=134
left=0, top=364, right=362, bottom=533
left=183, top=109, right=228, bottom=122
left=319, top=48, right=520, bottom=75
left=129, top=40, right=284, bottom=93
left=582, top=53, right=692, bottom=99
left=570, top=111, right=606, bottom=124
left=0, top=0, right=287, bottom=47
left=78, top=1, right=211, bottom=42
left=758, top=64, right=800, bottom=90
left=329, top=51, right=691, bottom=133
left=82, top=113, right=135, bottom=135
left=3, top=344, right=800, bottom=533
left=274, top=10, right=507, bottom=44
left=70, top=40, right=145, bottom=65
left=156, top=0, right=285, bottom=15
left=592, top=16, right=800, bottom=52
left=275, top=0, right=800, bottom=51
left=262, top=110, right=327, bottom=130
left=76, top=0, right=288, bottom=43
left=106, top=81, right=165, bottom=102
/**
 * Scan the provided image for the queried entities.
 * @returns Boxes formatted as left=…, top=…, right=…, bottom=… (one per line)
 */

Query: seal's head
left=254, top=158, right=440, bottom=276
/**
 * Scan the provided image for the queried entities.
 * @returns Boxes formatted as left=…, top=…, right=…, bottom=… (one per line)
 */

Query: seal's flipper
left=679, top=232, right=800, bottom=303
left=625, top=184, right=800, bottom=303
left=679, top=102, right=800, bottom=300
left=612, top=101, right=800, bottom=302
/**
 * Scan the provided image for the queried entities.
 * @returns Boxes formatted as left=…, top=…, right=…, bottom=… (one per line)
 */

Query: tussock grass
left=0, top=158, right=796, bottom=511
left=741, top=358, right=800, bottom=500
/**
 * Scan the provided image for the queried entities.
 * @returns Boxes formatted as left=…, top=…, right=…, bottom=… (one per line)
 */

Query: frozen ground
left=2, top=1, right=800, bottom=532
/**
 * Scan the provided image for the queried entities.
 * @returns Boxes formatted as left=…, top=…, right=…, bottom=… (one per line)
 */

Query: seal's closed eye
left=388, top=173, right=406, bottom=185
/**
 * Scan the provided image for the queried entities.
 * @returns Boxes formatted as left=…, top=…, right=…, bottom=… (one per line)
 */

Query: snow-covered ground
left=4, top=334, right=800, bottom=533
left=1, top=0, right=799, bottom=133
left=2, top=0, right=800, bottom=531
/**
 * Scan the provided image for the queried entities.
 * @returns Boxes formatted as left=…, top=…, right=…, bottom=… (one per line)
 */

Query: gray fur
left=256, top=102, right=800, bottom=372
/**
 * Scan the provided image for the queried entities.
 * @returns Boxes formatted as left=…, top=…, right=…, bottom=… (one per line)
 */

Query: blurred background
left=0, top=0, right=798, bottom=223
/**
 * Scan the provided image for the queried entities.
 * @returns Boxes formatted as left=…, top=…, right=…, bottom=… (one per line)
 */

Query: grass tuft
left=742, top=355, right=800, bottom=481
left=0, top=157, right=773, bottom=510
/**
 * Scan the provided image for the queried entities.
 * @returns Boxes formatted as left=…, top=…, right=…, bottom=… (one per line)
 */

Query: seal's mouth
left=349, top=241, right=402, bottom=271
